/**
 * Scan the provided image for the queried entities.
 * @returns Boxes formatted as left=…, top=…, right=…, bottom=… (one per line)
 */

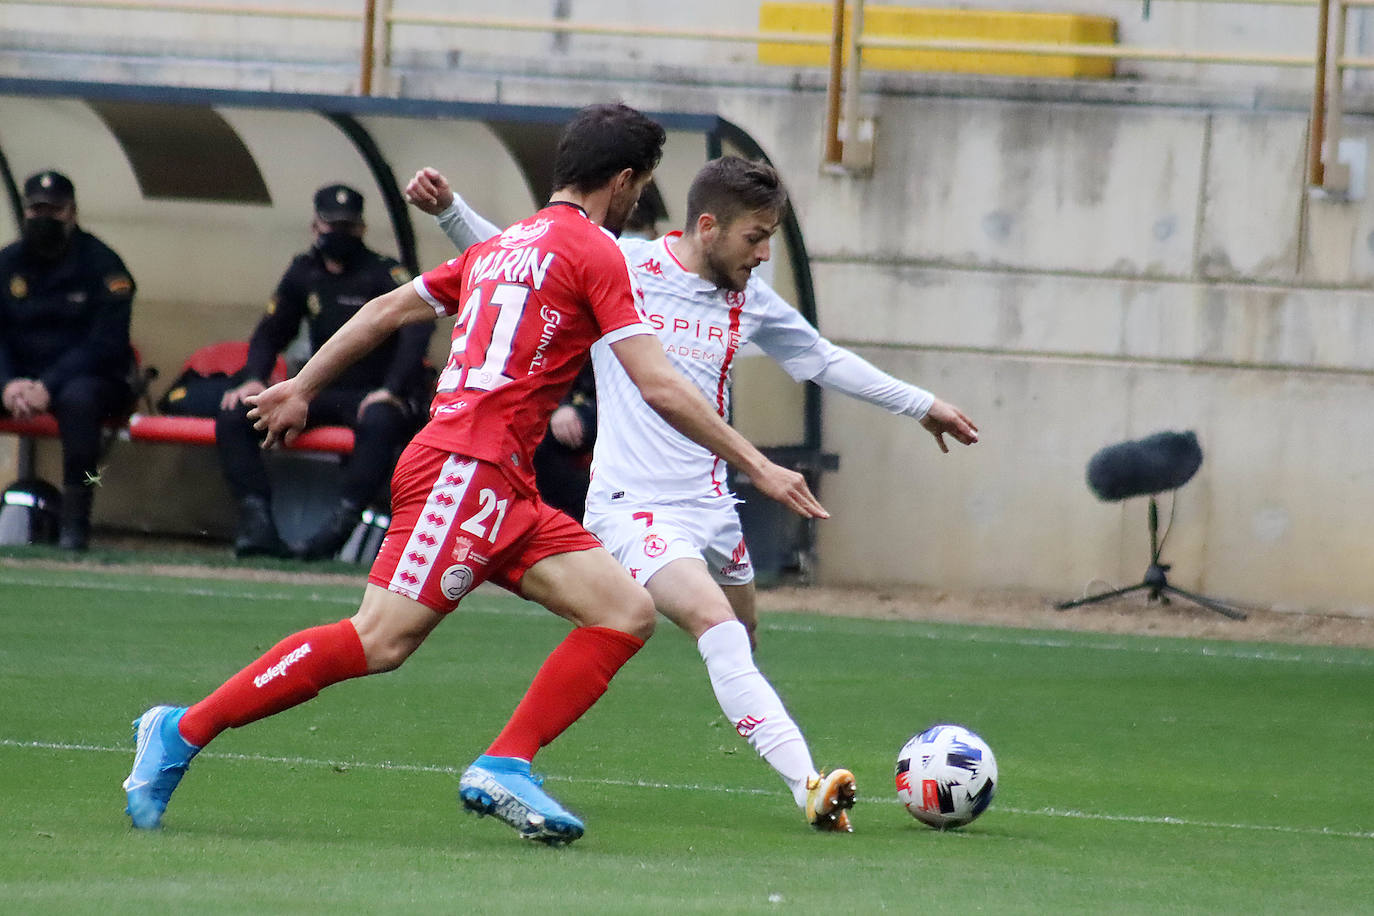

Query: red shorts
left=368, top=441, right=601, bottom=613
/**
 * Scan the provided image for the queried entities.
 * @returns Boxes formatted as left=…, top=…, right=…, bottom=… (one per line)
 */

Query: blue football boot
left=459, top=754, right=585, bottom=845
left=123, top=705, right=200, bottom=829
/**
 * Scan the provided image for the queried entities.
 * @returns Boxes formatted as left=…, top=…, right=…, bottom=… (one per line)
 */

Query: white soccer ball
left=896, top=724, right=998, bottom=829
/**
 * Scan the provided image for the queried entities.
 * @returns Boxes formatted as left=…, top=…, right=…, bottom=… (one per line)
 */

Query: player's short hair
left=550, top=103, right=666, bottom=195
left=684, top=156, right=789, bottom=231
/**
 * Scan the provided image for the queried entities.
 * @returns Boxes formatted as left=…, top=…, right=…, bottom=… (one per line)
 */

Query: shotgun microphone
left=1085, top=430, right=1202, bottom=502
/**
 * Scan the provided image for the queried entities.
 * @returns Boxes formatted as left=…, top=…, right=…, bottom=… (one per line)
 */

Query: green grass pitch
left=1, top=562, right=1371, bottom=913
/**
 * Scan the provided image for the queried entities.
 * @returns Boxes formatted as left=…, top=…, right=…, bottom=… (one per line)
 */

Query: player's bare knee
left=598, top=585, right=655, bottom=641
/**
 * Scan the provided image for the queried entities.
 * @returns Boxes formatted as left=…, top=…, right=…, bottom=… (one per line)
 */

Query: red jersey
left=410, top=202, right=652, bottom=495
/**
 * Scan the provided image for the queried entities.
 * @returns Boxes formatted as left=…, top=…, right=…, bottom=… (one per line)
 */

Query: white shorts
left=583, top=496, right=754, bottom=587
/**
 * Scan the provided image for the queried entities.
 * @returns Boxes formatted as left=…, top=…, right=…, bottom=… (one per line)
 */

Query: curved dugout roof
left=0, top=77, right=822, bottom=453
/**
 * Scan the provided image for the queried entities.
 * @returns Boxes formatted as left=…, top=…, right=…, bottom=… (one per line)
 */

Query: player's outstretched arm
left=404, top=167, right=501, bottom=252
left=247, top=284, right=436, bottom=448
left=752, top=298, right=978, bottom=453
left=609, top=334, right=828, bottom=520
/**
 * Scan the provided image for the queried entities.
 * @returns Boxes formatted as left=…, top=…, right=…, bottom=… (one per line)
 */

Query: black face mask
left=316, top=230, right=365, bottom=265
left=21, top=216, right=71, bottom=260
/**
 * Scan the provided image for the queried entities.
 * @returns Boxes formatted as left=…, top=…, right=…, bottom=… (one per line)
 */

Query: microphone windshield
left=1085, top=430, right=1202, bottom=502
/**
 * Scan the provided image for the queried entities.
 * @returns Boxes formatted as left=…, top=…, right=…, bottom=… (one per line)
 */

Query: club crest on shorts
left=452, top=536, right=473, bottom=562
left=440, top=564, right=475, bottom=600
left=643, top=533, right=667, bottom=558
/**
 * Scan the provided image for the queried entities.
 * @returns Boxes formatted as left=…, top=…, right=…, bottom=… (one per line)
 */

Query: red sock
left=178, top=619, right=368, bottom=748
left=485, top=626, right=645, bottom=761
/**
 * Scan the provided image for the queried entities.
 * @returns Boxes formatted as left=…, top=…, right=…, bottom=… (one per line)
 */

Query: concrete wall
left=394, top=57, right=1374, bottom=616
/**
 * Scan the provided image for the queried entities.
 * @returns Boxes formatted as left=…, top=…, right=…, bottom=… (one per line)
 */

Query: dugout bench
left=0, top=412, right=369, bottom=552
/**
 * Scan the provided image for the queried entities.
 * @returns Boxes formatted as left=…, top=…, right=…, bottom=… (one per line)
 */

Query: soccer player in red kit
left=121, top=103, right=826, bottom=845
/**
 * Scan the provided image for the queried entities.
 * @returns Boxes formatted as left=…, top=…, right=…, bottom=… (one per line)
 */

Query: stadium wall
left=416, top=64, right=1374, bottom=617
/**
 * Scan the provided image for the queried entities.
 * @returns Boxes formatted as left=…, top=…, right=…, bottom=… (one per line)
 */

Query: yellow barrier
left=759, top=2, right=1118, bottom=79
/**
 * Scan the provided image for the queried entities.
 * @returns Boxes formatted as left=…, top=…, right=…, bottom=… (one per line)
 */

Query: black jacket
left=243, top=247, right=428, bottom=397
left=0, top=228, right=135, bottom=392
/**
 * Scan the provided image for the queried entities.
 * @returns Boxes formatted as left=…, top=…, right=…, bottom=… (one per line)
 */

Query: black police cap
left=23, top=170, right=75, bottom=206
left=314, top=184, right=364, bottom=223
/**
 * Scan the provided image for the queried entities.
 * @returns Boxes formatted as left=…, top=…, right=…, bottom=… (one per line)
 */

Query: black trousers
left=214, top=387, right=412, bottom=508
left=31, top=374, right=131, bottom=487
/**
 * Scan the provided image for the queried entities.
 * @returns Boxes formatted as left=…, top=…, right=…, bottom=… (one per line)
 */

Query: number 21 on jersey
left=437, top=282, right=529, bottom=394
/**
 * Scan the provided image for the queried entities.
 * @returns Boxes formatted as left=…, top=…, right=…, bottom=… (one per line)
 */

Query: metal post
left=823, top=0, right=845, bottom=165
left=1308, top=0, right=1331, bottom=186
left=360, top=0, right=377, bottom=96
left=841, top=0, right=866, bottom=168
left=379, top=0, right=396, bottom=90
left=1325, top=1, right=1351, bottom=191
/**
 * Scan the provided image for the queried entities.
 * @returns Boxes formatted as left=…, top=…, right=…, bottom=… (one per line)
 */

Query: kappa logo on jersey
left=735, top=714, right=766, bottom=737
left=636, top=258, right=664, bottom=277
left=440, top=564, right=475, bottom=600
left=498, top=218, right=552, bottom=248
left=643, top=533, right=667, bottom=558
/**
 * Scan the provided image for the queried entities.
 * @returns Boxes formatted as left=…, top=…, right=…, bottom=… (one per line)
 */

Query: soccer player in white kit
left=406, top=156, right=979, bottom=831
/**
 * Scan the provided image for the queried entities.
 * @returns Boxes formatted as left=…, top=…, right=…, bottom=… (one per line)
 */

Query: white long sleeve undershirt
left=809, top=345, right=935, bottom=420
left=435, top=198, right=500, bottom=252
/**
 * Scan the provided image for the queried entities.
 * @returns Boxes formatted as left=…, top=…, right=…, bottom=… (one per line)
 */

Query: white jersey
left=588, top=232, right=834, bottom=506
left=431, top=198, right=935, bottom=512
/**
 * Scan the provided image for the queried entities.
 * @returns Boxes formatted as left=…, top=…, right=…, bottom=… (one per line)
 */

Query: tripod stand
left=1056, top=495, right=1247, bottom=620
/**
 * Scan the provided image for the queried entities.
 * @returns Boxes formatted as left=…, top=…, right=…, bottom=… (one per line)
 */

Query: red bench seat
left=0, top=413, right=355, bottom=455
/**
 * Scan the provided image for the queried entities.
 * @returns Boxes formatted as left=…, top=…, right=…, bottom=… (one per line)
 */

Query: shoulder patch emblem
left=9, top=275, right=27, bottom=299
left=105, top=274, right=133, bottom=296
left=389, top=265, right=411, bottom=286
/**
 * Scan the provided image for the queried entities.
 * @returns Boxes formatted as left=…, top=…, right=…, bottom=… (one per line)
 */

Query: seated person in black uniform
left=0, top=170, right=136, bottom=551
left=217, top=183, right=430, bottom=560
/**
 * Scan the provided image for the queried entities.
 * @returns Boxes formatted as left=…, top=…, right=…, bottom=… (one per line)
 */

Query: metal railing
left=0, top=0, right=1367, bottom=187
left=370, top=0, right=1354, bottom=186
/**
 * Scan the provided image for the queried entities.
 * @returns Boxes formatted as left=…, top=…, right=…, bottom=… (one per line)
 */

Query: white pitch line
left=4, top=570, right=1372, bottom=667
left=5, top=738, right=1371, bottom=841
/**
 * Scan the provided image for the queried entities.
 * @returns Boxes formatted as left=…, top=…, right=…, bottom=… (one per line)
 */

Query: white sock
left=697, top=620, right=818, bottom=808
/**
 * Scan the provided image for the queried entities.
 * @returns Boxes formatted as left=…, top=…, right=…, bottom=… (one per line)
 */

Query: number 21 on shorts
left=461, top=488, right=509, bottom=542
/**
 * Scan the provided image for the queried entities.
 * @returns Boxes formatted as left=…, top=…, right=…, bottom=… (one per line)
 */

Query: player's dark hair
left=550, top=103, right=666, bottom=195
left=684, top=156, right=789, bottom=232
